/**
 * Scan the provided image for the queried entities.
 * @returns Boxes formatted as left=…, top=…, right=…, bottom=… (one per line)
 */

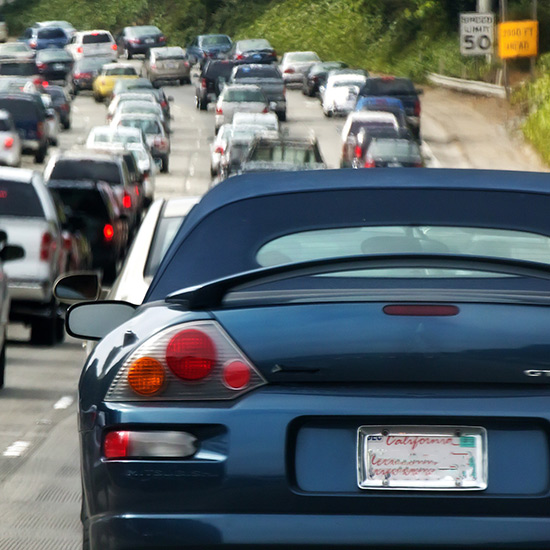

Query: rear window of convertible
left=256, top=226, right=550, bottom=277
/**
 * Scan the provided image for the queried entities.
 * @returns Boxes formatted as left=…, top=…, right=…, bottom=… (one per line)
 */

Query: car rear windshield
left=144, top=216, right=185, bottom=278
left=286, top=52, right=319, bottom=62
left=239, top=39, right=271, bottom=51
left=120, top=102, right=159, bottom=115
left=0, top=62, right=38, bottom=76
left=82, top=33, right=111, bottom=44
left=105, top=67, right=136, bottom=76
left=37, top=27, right=66, bottom=39
left=349, top=120, right=396, bottom=136
left=155, top=48, right=184, bottom=60
left=52, top=187, right=109, bottom=218
left=128, top=26, right=160, bottom=37
left=362, top=78, right=416, bottom=95
left=224, top=89, right=265, bottom=102
left=333, top=80, right=365, bottom=88
left=91, top=131, right=141, bottom=145
left=368, top=139, right=421, bottom=159
left=235, top=66, right=280, bottom=79
left=204, top=60, right=235, bottom=79
left=37, top=50, right=72, bottom=62
left=75, top=58, right=109, bottom=72
left=119, top=118, right=161, bottom=135
left=0, top=98, right=43, bottom=122
left=201, top=35, right=231, bottom=47
left=50, top=160, right=121, bottom=184
left=250, top=143, right=323, bottom=164
left=256, top=226, right=550, bottom=276
left=0, top=180, right=44, bottom=217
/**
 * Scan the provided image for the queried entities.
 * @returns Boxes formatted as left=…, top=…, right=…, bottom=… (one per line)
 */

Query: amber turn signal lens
left=128, top=357, right=165, bottom=396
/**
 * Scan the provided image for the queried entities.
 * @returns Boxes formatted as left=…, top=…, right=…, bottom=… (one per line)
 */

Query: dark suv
left=115, top=25, right=166, bottom=59
left=48, top=180, right=128, bottom=283
left=0, top=92, right=49, bottom=163
left=195, top=59, right=235, bottom=111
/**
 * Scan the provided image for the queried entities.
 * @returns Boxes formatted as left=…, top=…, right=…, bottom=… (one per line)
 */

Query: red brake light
left=236, top=54, right=244, bottom=60
left=36, top=62, right=46, bottom=70
left=104, top=431, right=129, bottom=459
left=166, top=329, right=217, bottom=381
left=160, top=100, right=167, bottom=108
left=62, top=234, right=72, bottom=251
left=223, top=361, right=251, bottom=390
left=111, top=44, right=118, bottom=51
left=215, top=105, right=222, bottom=115
left=134, top=184, right=140, bottom=196
left=214, top=146, right=224, bottom=154
left=129, top=38, right=141, bottom=44
left=262, top=107, right=268, bottom=113
left=159, top=36, right=166, bottom=42
left=36, top=121, right=44, bottom=139
left=29, top=40, right=37, bottom=49
left=40, top=232, right=56, bottom=261
left=354, top=145, right=362, bottom=158
left=414, top=99, right=421, bottom=117
left=4, top=137, right=14, bottom=149
left=76, top=46, right=83, bottom=54
left=122, top=192, right=132, bottom=209
left=364, top=159, right=376, bottom=168
left=103, top=223, right=114, bottom=242
left=201, top=78, right=207, bottom=89
left=284, top=68, right=294, bottom=74
left=42, top=80, right=49, bottom=87
left=383, top=305, right=460, bottom=316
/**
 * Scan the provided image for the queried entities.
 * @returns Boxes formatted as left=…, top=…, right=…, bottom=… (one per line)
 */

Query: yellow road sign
left=498, top=20, right=538, bottom=59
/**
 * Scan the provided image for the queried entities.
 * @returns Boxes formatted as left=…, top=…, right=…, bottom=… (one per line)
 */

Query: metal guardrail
left=428, top=73, right=507, bottom=99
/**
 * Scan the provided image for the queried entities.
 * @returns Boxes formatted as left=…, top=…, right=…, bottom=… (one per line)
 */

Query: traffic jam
left=1, top=11, right=550, bottom=550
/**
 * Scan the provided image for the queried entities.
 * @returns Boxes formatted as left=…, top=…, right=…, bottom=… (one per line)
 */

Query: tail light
left=200, top=78, right=207, bottom=89
left=272, top=50, right=277, bottom=57
left=36, top=121, right=44, bottom=140
left=153, top=136, right=168, bottom=151
left=36, top=62, right=46, bottom=70
left=103, top=223, right=114, bottom=242
left=160, top=100, right=167, bottom=108
left=184, top=61, right=190, bottom=68
left=235, top=54, right=244, bottom=60
left=134, top=184, right=140, bottom=196
left=354, top=145, right=362, bottom=158
left=159, top=36, right=166, bottom=42
left=214, top=146, right=224, bottom=154
left=150, top=64, right=156, bottom=70
left=284, top=68, right=295, bottom=74
left=128, top=38, right=141, bottom=44
left=104, top=321, right=266, bottom=402
left=122, top=191, right=132, bottom=209
left=74, top=71, right=91, bottom=79
left=40, top=232, right=56, bottom=261
left=4, top=137, right=13, bottom=149
left=364, top=159, right=376, bottom=168
left=60, top=103, right=69, bottom=112
left=111, top=44, right=118, bottom=51
left=62, top=233, right=72, bottom=251
left=76, top=46, right=83, bottom=54
left=262, top=107, right=268, bottom=113
left=215, top=105, right=223, bottom=115
left=41, top=80, right=49, bottom=87
left=29, top=40, right=37, bottom=49
left=414, top=99, right=421, bottom=117
left=414, top=162, right=423, bottom=168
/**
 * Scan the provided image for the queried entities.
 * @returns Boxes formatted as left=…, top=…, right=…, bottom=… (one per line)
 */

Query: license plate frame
left=357, top=425, right=488, bottom=491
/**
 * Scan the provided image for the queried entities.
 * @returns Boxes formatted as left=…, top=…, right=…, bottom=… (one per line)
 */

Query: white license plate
left=54, top=63, right=64, bottom=70
left=146, top=38, right=154, bottom=44
left=357, top=425, right=487, bottom=490
left=165, top=62, right=177, bottom=69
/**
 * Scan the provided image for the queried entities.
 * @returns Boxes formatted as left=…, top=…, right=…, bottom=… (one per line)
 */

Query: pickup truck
left=356, top=76, right=422, bottom=141
left=229, top=64, right=286, bottom=121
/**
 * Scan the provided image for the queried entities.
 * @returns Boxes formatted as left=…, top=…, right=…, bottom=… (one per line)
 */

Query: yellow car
left=92, top=63, right=139, bottom=102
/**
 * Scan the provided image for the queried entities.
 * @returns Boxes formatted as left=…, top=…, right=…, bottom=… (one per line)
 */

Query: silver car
left=0, top=168, right=66, bottom=346
left=108, top=196, right=200, bottom=304
left=143, top=47, right=191, bottom=86
left=215, top=84, right=269, bottom=132
left=280, top=51, right=321, bottom=85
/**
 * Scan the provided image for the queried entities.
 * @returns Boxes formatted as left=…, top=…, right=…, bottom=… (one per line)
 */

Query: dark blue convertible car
left=56, top=169, right=550, bottom=549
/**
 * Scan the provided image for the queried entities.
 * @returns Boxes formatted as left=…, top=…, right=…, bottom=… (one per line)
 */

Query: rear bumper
left=88, top=513, right=550, bottom=549
left=8, top=280, right=51, bottom=302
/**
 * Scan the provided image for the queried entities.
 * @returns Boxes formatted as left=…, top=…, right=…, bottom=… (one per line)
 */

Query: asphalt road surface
left=0, top=62, right=546, bottom=549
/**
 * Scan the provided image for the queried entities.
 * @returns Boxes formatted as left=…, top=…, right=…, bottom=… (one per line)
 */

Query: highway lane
left=0, top=70, right=546, bottom=548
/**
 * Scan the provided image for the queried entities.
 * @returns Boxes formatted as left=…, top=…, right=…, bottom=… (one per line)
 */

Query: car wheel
left=62, top=119, right=71, bottom=130
left=34, top=146, right=47, bottom=164
left=199, top=98, right=208, bottom=111
left=161, top=155, right=169, bottom=173
left=93, top=93, right=102, bottom=103
left=0, top=332, right=6, bottom=389
left=30, top=314, right=57, bottom=347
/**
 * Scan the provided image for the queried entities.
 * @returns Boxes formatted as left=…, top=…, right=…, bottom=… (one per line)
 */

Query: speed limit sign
left=460, top=12, right=495, bottom=56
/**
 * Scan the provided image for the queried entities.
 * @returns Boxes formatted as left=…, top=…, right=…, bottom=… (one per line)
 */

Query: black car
left=361, top=137, right=424, bottom=168
left=35, top=48, right=73, bottom=83
left=302, top=61, right=348, bottom=97
left=357, top=76, right=422, bottom=140
left=229, top=39, right=277, bottom=65
left=44, top=85, right=71, bottom=129
left=195, top=59, right=235, bottom=111
left=47, top=180, right=128, bottom=283
left=116, top=25, right=166, bottom=59
left=0, top=92, right=48, bottom=162
left=70, top=57, right=111, bottom=94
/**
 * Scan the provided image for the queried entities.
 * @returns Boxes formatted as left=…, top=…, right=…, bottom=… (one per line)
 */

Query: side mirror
left=1, top=245, right=24, bottom=262
left=54, top=272, right=101, bottom=305
left=66, top=301, right=136, bottom=340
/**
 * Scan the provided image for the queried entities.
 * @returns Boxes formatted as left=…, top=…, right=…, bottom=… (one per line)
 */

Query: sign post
left=460, top=13, right=495, bottom=56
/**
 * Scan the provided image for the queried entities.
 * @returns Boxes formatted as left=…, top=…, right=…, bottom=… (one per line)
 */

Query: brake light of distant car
left=40, top=232, right=56, bottom=261
left=111, top=44, right=118, bottom=51
left=364, top=158, right=376, bottom=168
left=284, top=68, right=295, bottom=74
left=262, top=107, right=268, bottom=113
left=36, top=62, right=46, bottom=70
left=160, top=100, right=167, bottom=109
left=128, top=38, right=141, bottom=44
left=74, top=72, right=91, bottom=79
left=4, top=137, right=14, bottom=149
left=76, top=46, right=83, bottom=54
left=122, top=191, right=132, bottom=209
left=214, top=146, right=224, bottom=154
left=184, top=60, right=190, bottom=68
left=103, top=430, right=197, bottom=459
left=200, top=78, right=207, bottom=89
left=235, top=54, right=245, bottom=60
left=36, top=121, right=44, bottom=140
left=106, top=321, right=267, bottom=401
left=134, top=184, right=140, bottom=196
left=414, top=99, right=421, bottom=117
left=215, top=105, right=222, bottom=115
left=103, top=223, right=114, bottom=242
left=354, top=144, right=362, bottom=158
left=159, top=36, right=166, bottom=42
left=29, top=39, right=37, bottom=49
left=153, top=136, right=169, bottom=151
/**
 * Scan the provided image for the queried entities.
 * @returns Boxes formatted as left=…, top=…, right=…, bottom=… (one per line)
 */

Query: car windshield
left=50, top=160, right=121, bottom=184
left=286, top=52, right=320, bottom=62
left=256, top=226, right=550, bottom=277
left=239, top=39, right=271, bottom=51
left=0, top=180, right=44, bottom=217
left=82, top=33, right=111, bottom=44
left=105, top=66, right=136, bottom=76
left=224, top=89, right=264, bottom=102
left=348, top=120, right=396, bottom=136
left=201, top=35, right=231, bottom=46
left=37, top=27, right=66, bottom=39
left=119, top=118, right=161, bottom=135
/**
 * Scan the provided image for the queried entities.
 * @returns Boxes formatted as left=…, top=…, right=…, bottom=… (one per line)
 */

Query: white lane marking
left=3, top=440, right=31, bottom=457
left=53, top=396, right=74, bottom=410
